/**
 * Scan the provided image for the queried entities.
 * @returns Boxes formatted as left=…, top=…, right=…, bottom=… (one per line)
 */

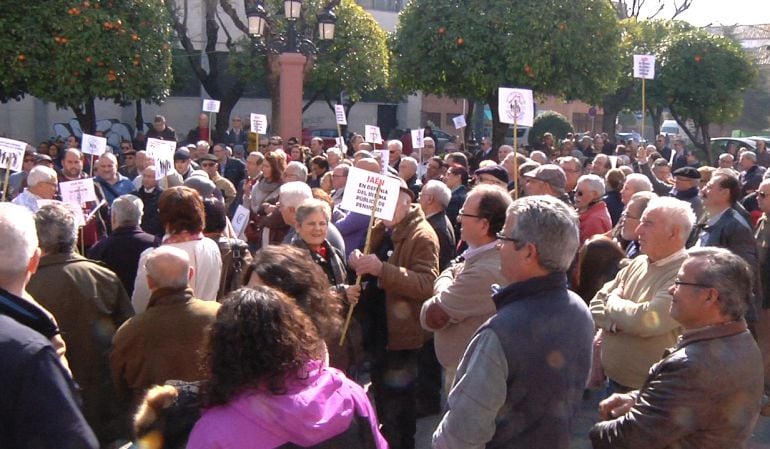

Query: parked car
left=482, top=126, right=531, bottom=148
left=301, top=128, right=340, bottom=148
left=710, top=137, right=757, bottom=155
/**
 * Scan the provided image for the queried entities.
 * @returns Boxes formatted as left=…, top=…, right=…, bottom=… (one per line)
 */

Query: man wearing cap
left=523, top=164, right=570, bottom=203
left=146, top=115, right=177, bottom=143
left=638, top=150, right=703, bottom=218
left=172, top=148, right=195, bottom=182
left=349, top=176, right=439, bottom=449
left=474, top=165, right=509, bottom=189
left=199, top=154, right=236, bottom=210
left=119, top=149, right=138, bottom=179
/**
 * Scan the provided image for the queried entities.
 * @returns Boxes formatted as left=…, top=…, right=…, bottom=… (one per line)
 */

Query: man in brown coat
left=27, top=203, right=134, bottom=446
left=111, top=246, right=220, bottom=406
left=349, top=177, right=440, bottom=449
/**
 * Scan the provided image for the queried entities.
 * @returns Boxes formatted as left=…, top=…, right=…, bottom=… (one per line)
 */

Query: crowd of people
left=2, top=115, right=770, bottom=449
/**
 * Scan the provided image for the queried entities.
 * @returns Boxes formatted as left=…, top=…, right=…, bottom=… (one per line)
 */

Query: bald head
left=145, top=246, right=193, bottom=290
left=356, top=158, right=381, bottom=173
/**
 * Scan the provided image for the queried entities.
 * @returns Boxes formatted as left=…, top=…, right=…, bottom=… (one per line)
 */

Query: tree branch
left=671, top=0, right=693, bottom=19
left=303, top=90, right=322, bottom=112
left=219, top=0, right=249, bottom=35
left=204, top=0, right=221, bottom=94
left=165, top=0, right=209, bottom=83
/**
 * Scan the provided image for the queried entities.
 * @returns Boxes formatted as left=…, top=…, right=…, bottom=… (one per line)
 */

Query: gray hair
left=388, top=139, right=403, bottom=152
left=644, top=197, right=695, bottom=245
left=423, top=137, right=435, bottom=146
left=35, top=203, right=77, bottom=255
left=686, top=246, right=752, bottom=320
left=295, top=198, right=331, bottom=224
left=333, top=164, right=350, bottom=177
left=279, top=181, right=313, bottom=208
left=577, top=174, right=605, bottom=196
left=326, top=147, right=343, bottom=159
left=719, top=153, right=734, bottom=162
left=145, top=246, right=190, bottom=289
left=422, top=180, right=451, bottom=208
left=285, top=161, right=308, bottom=183
left=505, top=195, right=579, bottom=272
left=247, top=151, right=265, bottom=164
left=27, top=165, right=58, bottom=187
left=400, top=156, right=417, bottom=171
left=99, top=152, right=118, bottom=165
left=111, top=194, right=144, bottom=227
left=741, top=151, right=757, bottom=163
left=0, top=203, right=38, bottom=279
left=624, top=173, right=653, bottom=193
left=196, top=140, right=210, bottom=151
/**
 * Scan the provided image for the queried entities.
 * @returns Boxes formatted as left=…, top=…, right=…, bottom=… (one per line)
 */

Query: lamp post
left=245, top=0, right=336, bottom=141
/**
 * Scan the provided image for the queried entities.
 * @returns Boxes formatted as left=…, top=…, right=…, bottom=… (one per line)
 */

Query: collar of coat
left=389, top=204, right=427, bottom=243
left=492, top=271, right=568, bottom=310
left=147, top=286, right=195, bottom=310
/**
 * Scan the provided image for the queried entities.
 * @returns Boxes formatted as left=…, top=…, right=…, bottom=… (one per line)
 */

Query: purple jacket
left=186, top=361, right=388, bottom=449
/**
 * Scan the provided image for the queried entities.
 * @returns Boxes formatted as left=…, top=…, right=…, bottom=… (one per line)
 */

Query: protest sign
left=498, top=87, right=534, bottom=127
left=202, top=99, right=221, bottom=113
left=146, top=138, right=177, bottom=180
left=453, top=115, right=467, bottom=129
left=81, top=133, right=107, bottom=156
left=364, top=125, right=383, bottom=145
left=340, top=167, right=401, bottom=221
left=232, top=205, right=251, bottom=238
left=0, top=137, right=26, bottom=172
left=411, top=128, right=425, bottom=149
left=633, top=54, right=656, bottom=79
left=335, top=104, right=347, bottom=125
left=59, top=178, right=97, bottom=206
left=374, top=150, right=389, bottom=175
left=250, top=113, right=268, bottom=134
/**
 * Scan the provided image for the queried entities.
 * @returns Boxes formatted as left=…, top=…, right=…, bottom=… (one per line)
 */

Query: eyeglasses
left=458, top=209, right=482, bottom=219
left=759, top=191, right=769, bottom=198
left=495, top=232, right=521, bottom=245
left=201, top=162, right=216, bottom=168
left=674, top=279, right=711, bottom=289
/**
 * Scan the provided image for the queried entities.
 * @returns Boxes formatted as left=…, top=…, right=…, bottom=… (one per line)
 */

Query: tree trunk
left=601, top=105, right=619, bottom=141
left=647, top=105, right=663, bottom=139
left=487, top=90, right=508, bottom=152
left=72, top=97, right=97, bottom=135
left=463, top=100, right=475, bottom=148
left=135, top=100, right=144, bottom=135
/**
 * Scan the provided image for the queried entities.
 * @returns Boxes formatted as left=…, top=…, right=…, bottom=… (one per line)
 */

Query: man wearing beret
left=639, top=147, right=703, bottom=219
left=199, top=153, right=236, bottom=210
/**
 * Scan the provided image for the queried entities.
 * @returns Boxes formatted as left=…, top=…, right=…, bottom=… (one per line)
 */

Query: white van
left=661, top=120, right=689, bottom=142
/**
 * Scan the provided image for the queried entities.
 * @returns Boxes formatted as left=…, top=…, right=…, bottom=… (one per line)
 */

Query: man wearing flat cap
left=523, top=164, right=570, bottom=203
left=639, top=148, right=703, bottom=219
left=349, top=175, right=439, bottom=449
left=474, top=165, right=509, bottom=189
left=198, top=153, right=236, bottom=210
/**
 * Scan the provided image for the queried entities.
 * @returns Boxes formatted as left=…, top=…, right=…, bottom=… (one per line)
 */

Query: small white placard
left=202, top=99, right=221, bottom=113
left=339, top=167, right=401, bottom=221
left=335, top=136, right=347, bottom=153
left=81, top=133, right=107, bottom=156
left=250, top=113, right=268, bottom=135
left=231, top=205, right=251, bottom=238
left=374, top=150, right=389, bottom=175
left=145, top=138, right=177, bottom=180
left=364, top=125, right=383, bottom=145
left=453, top=115, right=467, bottom=129
left=411, top=128, right=425, bottom=149
left=59, top=178, right=97, bottom=205
left=633, top=54, right=656, bottom=80
left=0, top=137, right=27, bottom=172
left=499, top=87, right=534, bottom=127
left=335, top=105, right=347, bottom=125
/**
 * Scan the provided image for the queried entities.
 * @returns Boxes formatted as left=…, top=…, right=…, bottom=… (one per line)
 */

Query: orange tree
left=392, top=0, right=621, bottom=148
left=0, top=0, right=173, bottom=133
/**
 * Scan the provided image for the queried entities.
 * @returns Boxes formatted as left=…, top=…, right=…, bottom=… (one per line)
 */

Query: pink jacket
left=579, top=201, right=612, bottom=243
left=186, top=360, right=388, bottom=449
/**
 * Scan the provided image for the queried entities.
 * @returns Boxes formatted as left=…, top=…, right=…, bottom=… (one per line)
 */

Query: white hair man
left=434, top=195, right=593, bottom=448
left=88, top=195, right=159, bottom=296
left=575, top=174, right=611, bottom=243
left=12, top=165, right=59, bottom=212
left=26, top=203, right=134, bottom=444
left=620, top=173, right=653, bottom=205
left=591, top=247, right=763, bottom=448
left=349, top=176, right=439, bottom=448
left=388, top=139, right=403, bottom=170
left=399, top=156, right=421, bottom=200
left=278, top=181, right=345, bottom=254
left=0, top=203, right=98, bottom=447
left=111, top=246, right=220, bottom=404
left=326, top=147, right=343, bottom=169
left=739, top=150, right=766, bottom=196
left=418, top=180, right=456, bottom=271
left=620, top=191, right=657, bottom=259
left=590, top=197, right=695, bottom=392
left=283, top=160, right=308, bottom=183
left=420, top=184, right=510, bottom=389
left=417, top=137, right=437, bottom=180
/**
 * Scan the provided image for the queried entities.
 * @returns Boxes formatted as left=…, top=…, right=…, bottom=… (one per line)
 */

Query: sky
left=640, top=0, right=769, bottom=27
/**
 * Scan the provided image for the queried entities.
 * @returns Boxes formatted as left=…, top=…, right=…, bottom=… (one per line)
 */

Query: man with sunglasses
left=591, top=247, right=762, bottom=448
left=434, top=195, right=593, bottom=449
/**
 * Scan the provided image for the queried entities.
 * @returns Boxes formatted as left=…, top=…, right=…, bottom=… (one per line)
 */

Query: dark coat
left=426, top=211, right=457, bottom=271
left=88, top=226, right=160, bottom=296
left=136, top=186, right=164, bottom=236
left=146, top=126, right=177, bottom=144
left=221, top=157, right=246, bottom=194
left=446, top=185, right=468, bottom=234
left=590, top=320, right=763, bottom=449
left=27, top=252, right=134, bottom=444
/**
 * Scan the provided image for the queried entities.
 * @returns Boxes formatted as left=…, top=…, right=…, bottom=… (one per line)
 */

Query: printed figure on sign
left=0, top=151, right=18, bottom=169
left=504, top=91, right=526, bottom=123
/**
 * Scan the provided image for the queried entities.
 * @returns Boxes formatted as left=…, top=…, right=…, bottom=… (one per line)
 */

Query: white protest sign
left=335, top=104, right=347, bottom=125
left=340, top=167, right=401, bottom=221
left=231, top=205, right=251, bottom=238
left=0, top=137, right=27, bottom=172
left=59, top=201, right=86, bottom=228
left=453, top=115, right=467, bottom=129
left=374, top=150, right=389, bottom=175
left=364, top=125, right=383, bottom=144
left=145, top=138, right=177, bottom=180
left=80, top=133, right=107, bottom=156
left=633, top=55, right=656, bottom=80
left=250, top=113, right=268, bottom=135
left=202, top=99, right=221, bottom=113
left=59, top=178, right=97, bottom=206
left=335, top=136, right=347, bottom=153
left=498, top=87, right=534, bottom=127
left=411, top=128, right=425, bottom=149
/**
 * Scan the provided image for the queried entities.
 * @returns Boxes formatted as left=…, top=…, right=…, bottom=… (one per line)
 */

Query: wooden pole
left=339, top=184, right=382, bottom=346
left=208, top=112, right=214, bottom=144
left=89, top=154, right=94, bottom=177
left=641, top=78, right=646, bottom=145
left=513, top=112, right=519, bottom=200
left=1, top=159, right=11, bottom=202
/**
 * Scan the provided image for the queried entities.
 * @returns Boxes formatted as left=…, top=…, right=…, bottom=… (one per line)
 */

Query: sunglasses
left=201, top=163, right=216, bottom=168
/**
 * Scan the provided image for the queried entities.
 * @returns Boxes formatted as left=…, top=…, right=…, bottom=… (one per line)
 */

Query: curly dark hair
left=159, top=186, right=205, bottom=234
left=243, top=245, right=344, bottom=343
left=203, top=286, right=323, bottom=406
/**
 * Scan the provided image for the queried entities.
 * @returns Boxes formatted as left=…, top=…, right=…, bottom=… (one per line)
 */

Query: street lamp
left=245, top=0, right=337, bottom=140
